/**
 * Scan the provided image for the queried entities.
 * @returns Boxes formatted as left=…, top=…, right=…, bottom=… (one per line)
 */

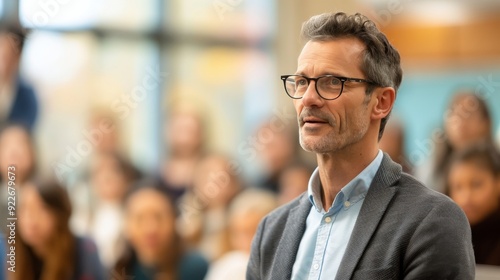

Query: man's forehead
left=299, top=38, right=365, bottom=59
left=296, top=39, right=365, bottom=75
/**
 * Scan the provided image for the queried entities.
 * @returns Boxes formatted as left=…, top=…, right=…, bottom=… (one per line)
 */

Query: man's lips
left=300, top=116, right=329, bottom=126
left=303, top=117, right=327, bottom=123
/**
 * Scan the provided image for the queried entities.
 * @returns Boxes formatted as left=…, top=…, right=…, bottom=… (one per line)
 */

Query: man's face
left=294, top=38, right=372, bottom=154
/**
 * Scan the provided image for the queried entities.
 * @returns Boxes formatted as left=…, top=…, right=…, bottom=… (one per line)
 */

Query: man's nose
left=301, top=81, right=323, bottom=107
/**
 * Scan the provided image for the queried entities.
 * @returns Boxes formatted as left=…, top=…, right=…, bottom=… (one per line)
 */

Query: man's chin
left=300, top=138, right=330, bottom=154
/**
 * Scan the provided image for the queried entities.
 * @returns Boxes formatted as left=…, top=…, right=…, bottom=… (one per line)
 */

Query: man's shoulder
left=397, top=172, right=456, bottom=205
left=388, top=172, right=466, bottom=224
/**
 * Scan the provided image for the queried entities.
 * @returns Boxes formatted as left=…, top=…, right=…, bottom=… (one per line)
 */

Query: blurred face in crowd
left=445, top=94, right=491, bottom=150
left=294, top=39, right=376, bottom=154
left=258, top=124, right=295, bottom=174
left=0, top=32, right=20, bottom=82
left=229, top=211, right=263, bottom=253
left=125, top=188, right=176, bottom=266
left=448, top=161, right=500, bottom=225
left=278, top=166, right=310, bottom=205
left=166, top=111, right=203, bottom=157
left=88, top=114, right=118, bottom=154
left=18, top=184, right=57, bottom=251
left=0, top=126, right=34, bottom=183
left=379, top=122, right=404, bottom=161
left=91, top=154, right=128, bottom=202
left=193, top=156, right=239, bottom=208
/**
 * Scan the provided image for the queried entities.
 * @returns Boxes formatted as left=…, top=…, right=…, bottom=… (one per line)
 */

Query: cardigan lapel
left=335, top=155, right=401, bottom=280
left=269, top=193, right=312, bottom=280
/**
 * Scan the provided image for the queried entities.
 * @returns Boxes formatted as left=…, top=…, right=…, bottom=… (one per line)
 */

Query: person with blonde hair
left=205, top=189, right=277, bottom=280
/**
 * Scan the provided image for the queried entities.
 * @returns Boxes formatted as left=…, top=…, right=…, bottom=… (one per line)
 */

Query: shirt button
left=344, top=201, right=351, bottom=208
left=324, top=216, right=332, bottom=223
left=313, top=263, right=319, bottom=270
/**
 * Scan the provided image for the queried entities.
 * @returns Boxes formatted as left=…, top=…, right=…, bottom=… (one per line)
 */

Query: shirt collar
left=308, top=150, right=384, bottom=213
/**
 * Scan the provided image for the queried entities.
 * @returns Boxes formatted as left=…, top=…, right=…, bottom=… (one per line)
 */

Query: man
left=247, top=12, right=475, bottom=280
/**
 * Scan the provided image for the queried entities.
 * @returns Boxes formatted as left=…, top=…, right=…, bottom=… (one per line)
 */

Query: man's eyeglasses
left=280, top=74, right=377, bottom=100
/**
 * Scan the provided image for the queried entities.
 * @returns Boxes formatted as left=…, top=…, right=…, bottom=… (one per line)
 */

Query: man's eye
left=330, top=78, right=341, bottom=85
left=296, top=79, right=307, bottom=86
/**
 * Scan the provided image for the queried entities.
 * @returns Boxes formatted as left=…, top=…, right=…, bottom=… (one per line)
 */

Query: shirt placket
left=308, top=206, right=340, bottom=280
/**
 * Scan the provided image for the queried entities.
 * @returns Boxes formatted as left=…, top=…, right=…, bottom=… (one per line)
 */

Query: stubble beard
left=298, top=107, right=370, bottom=154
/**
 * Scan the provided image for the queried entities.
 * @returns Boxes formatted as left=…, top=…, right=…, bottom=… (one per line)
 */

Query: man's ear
left=371, top=87, right=396, bottom=121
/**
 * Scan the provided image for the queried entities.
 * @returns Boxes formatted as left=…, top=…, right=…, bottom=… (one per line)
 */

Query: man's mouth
left=301, top=116, right=329, bottom=126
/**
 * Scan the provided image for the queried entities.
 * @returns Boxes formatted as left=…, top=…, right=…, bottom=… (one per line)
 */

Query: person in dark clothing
left=9, top=180, right=105, bottom=280
left=0, top=25, right=38, bottom=131
left=447, top=142, right=500, bottom=266
left=114, top=180, right=208, bottom=280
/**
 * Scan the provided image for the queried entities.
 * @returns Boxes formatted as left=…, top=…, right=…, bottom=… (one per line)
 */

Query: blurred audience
left=0, top=123, right=36, bottom=235
left=255, top=121, right=298, bottom=193
left=70, top=152, right=142, bottom=269
left=446, top=142, right=500, bottom=266
left=68, top=111, right=124, bottom=234
left=205, top=189, right=277, bottom=280
left=417, top=91, right=494, bottom=193
left=114, top=180, right=208, bottom=280
left=0, top=26, right=38, bottom=131
left=10, top=180, right=104, bottom=280
left=160, top=108, right=206, bottom=203
left=178, top=154, right=241, bottom=261
left=277, top=161, right=312, bottom=205
left=379, top=117, right=412, bottom=173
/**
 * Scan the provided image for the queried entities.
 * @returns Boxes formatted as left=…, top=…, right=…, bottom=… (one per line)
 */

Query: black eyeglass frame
left=280, top=74, right=378, bottom=100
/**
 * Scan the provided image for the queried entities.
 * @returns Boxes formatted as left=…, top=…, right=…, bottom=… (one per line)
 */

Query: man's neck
left=316, top=142, right=379, bottom=211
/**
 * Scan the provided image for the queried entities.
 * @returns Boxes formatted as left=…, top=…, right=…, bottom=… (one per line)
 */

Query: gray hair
left=301, top=12, right=403, bottom=140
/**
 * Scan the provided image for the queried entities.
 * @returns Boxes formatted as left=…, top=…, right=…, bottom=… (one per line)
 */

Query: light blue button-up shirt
left=291, top=150, right=384, bottom=280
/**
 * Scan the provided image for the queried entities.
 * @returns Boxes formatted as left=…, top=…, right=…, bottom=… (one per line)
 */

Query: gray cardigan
left=247, top=154, right=475, bottom=280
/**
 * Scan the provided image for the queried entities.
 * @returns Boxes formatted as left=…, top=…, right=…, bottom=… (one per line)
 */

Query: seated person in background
left=159, top=107, right=206, bottom=203
left=205, top=189, right=278, bottom=280
left=277, top=162, right=313, bottom=205
left=417, top=91, right=494, bottom=193
left=447, top=142, right=500, bottom=266
left=114, top=180, right=208, bottom=280
left=70, top=152, right=142, bottom=269
left=379, top=117, right=412, bottom=174
left=0, top=123, right=35, bottom=185
left=255, top=121, right=298, bottom=193
left=0, top=123, right=36, bottom=235
left=10, top=180, right=104, bottom=280
left=177, top=154, right=241, bottom=261
left=0, top=25, right=38, bottom=131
